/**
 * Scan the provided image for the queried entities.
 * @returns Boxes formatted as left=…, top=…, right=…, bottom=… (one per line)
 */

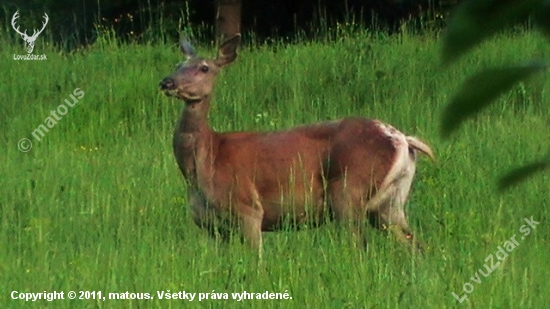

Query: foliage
left=1, top=0, right=461, bottom=49
left=441, top=0, right=550, bottom=190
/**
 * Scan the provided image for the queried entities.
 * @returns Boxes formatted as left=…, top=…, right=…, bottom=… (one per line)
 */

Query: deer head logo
left=11, top=11, right=49, bottom=54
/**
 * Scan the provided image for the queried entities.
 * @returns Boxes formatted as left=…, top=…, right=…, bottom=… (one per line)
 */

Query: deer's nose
left=159, top=78, right=175, bottom=90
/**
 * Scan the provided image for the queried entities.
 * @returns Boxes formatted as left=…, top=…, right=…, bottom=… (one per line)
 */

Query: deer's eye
left=200, top=65, right=209, bottom=73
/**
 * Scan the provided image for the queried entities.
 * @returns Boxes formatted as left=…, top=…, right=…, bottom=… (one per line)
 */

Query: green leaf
left=499, top=158, right=550, bottom=191
left=441, top=62, right=548, bottom=137
left=443, top=0, right=541, bottom=64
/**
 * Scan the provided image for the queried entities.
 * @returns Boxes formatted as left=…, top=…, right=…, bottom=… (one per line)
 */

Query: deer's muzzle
left=159, top=78, right=175, bottom=90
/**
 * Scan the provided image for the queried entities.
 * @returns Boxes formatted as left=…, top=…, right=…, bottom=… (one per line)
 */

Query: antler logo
left=11, top=11, right=49, bottom=54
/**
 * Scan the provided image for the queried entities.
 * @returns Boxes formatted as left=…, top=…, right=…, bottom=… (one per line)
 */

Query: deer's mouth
left=159, top=78, right=202, bottom=102
left=161, top=89, right=180, bottom=98
left=161, top=88, right=202, bottom=103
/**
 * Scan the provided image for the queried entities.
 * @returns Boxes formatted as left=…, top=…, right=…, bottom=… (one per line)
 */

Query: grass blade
left=441, top=62, right=548, bottom=137
left=443, top=0, right=541, bottom=64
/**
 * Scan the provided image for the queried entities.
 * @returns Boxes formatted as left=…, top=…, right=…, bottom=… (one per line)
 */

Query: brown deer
left=159, top=34, right=434, bottom=257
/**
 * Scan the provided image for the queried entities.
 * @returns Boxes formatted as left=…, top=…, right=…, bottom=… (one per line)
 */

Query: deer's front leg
left=236, top=203, right=264, bottom=259
left=189, top=189, right=231, bottom=242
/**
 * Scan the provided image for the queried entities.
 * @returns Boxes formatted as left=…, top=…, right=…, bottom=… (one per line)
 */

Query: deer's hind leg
left=365, top=176, right=423, bottom=253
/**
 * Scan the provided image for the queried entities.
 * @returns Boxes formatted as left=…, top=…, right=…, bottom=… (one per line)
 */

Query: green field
left=1, top=24, right=549, bottom=308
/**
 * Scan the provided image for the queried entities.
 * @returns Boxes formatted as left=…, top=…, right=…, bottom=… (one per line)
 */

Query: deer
left=159, top=34, right=434, bottom=257
left=11, top=11, right=49, bottom=54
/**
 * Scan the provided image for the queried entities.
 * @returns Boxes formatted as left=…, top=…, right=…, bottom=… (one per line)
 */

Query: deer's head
left=11, top=11, right=49, bottom=54
left=159, top=34, right=240, bottom=104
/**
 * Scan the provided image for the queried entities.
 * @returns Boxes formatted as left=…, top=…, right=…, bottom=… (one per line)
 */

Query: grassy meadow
left=1, top=24, right=549, bottom=308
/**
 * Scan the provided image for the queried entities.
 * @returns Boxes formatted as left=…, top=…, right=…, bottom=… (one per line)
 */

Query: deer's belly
left=260, top=196, right=328, bottom=231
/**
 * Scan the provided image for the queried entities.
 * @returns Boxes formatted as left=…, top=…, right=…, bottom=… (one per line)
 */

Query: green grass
left=1, top=26, right=549, bottom=308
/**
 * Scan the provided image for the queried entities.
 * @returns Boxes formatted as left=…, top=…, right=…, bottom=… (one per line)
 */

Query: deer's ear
left=180, top=40, right=197, bottom=60
left=215, top=34, right=241, bottom=67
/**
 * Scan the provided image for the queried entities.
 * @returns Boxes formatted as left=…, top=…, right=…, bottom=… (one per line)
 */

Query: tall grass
left=1, top=24, right=548, bottom=308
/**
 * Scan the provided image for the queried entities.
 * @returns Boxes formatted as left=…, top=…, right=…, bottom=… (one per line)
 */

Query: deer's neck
left=178, top=107, right=210, bottom=133
left=173, top=96, right=217, bottom=181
